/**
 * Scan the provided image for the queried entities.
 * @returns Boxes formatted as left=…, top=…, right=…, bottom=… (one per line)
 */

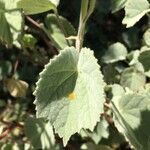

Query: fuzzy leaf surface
left=34, top=47, right=105, bottom=145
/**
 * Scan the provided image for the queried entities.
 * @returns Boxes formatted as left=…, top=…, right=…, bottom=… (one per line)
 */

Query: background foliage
left=0, top=0, right=150, bottom=149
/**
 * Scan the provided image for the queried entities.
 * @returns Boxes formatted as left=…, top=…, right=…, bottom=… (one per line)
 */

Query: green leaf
left=139, top=49, right=150, bottom=72
left=111, top=0, right=127, bottom=13
left=102, top=42, right=128, bottom=64
left=0, top=0, right=23, bottom=46
left=0, top=13, right=12, bottom=44
left=111, top=84, right=148, bottom=149
left=25, top=117, right=56, bottom=150
left=122, top=0, right=150, bottom=28
left=44, top=14, right=76, bottom=50
left=127, top=50, right=140, bottom=66
left=112, top=92, right=146, bottom=129
left=134, top=111, right=150, bottom=150
left=34, top=47, right=105, bottom=146
left=88, top=0, right=96, bottom=17
left=17, top=0, right=58, bottom=15
left=50, top=0, right=60, bottom=6
left=81, top=118, right=109, bottom=144
left=22, top=34, right=37, bottom=49
left=120, top=67, right=146, bottom=92
left=80, top=0, right=89, bottom=21
left=143, top=28, right=150, bottom=46
left=102, top=64, right=120, bottom=84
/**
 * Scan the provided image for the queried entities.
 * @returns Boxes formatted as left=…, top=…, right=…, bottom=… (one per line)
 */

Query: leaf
left=122, top=27, right=140, bottom=49
left=102, top=42, right=128, bottom=64
left=22, top=34, right=37, bottom=49
left=143, top=28, right=150, bottom=46
left=120, top=67, right=146, bottom=92
left=25, top=117, right=56, bottom=150
left=127, top=50, right=140, bottom=66
left=102, top=64, right=120, bottom=84
left=80, top=118, right=109, bottom=144
left=44, top=14, right=76, bottom=49
left=50, top=0, right=60, bottom=6
left=139, top=49, right=150, bottom=72
left=34, top=47, right=105, bottom=146
left=5, top=78, right=29, bottom=97
left=111, top=0, right=127, bottom=13
left=0, top=0, right=23, bottom=46
left=0, top=13, right=12, bottom=44
left=134, top=111, right=150, bottom=150
left=111, top=84, right=148, bottom=149
left=17, top=0, right=58, bottom=15
left=112, top=93, right=146, bottom=129
left=122, top=0, right=150, bottom=28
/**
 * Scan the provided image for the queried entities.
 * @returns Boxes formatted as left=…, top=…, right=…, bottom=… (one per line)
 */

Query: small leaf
left=102, top=42, right=128, bottom=64
left=5, top=78, right=29, bottom=97
left=34, top=47, right=105, bottom=146
left=127, top=50, right=140, bottom=66
left=122, top=0, right=150, bottom=28
left=81, top=118, right=109, bottom=144
left=120, top=67, right=146, bottom=92
left=50, top=0, right=60, bottom=6
left=143, top=28, right=150, bottom=46
left=139, top=49, right=150, bottom=72
left=22, top=34, right=37, bottom=49
left=17, top=0, right=58, bottom=15
left=102, top=64, right=120, bottom=84
left=44, top=14, right=76, bottom=49
left=0, top=13, right=13, bottom=44
left=0, top=0, right=23, bottom=46
left=25, top=117, right=56, bottom=149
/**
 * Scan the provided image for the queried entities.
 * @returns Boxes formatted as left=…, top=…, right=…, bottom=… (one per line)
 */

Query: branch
left=0, top=120, right=24, bottom=140
left=0, top=126, right=14, bottom=140
left=26, top=16, right=58, bottom=55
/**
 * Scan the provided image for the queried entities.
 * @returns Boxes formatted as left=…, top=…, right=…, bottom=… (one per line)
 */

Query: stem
left=13, top=59, right=19, bottom=75
left=54, top=10, right=71, bottom=47
left=26, top=16, right=58, bottom=55
left=76, top=0, right=96, bottom=51
left=0, top=120, right=23, bottom=140
left=76, top=21, right=86, bottom=51
left=26, top=16, right=41, bottom=28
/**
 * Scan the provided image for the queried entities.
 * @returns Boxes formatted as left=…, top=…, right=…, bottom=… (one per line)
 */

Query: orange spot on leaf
left=68, top=92, right=76, bottom=101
